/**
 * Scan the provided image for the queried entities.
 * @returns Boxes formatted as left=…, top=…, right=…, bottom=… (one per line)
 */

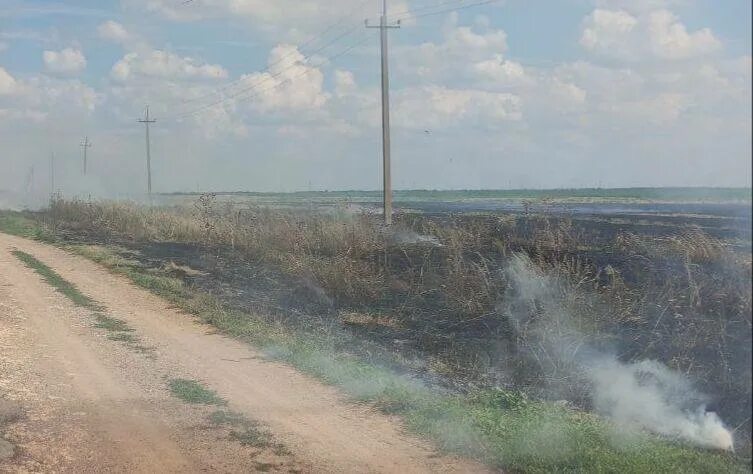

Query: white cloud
left=238, top=44, right=328, bottom=112
left=0, top=67, right=17, bottom=95
left=111, top=50, right=228, bottom=82
left=647, top=10, right=721, bottom=59
left=122, top=0, right=409, bottom=38
left=580, top=9, right=638, bottom=57
left=580, top=8, right=721, bottom=61
left=398, top=13, right=511, bottom=82
left=473, top=54, right=528, bottom=84
left=0, top=72, right=100, bottom=127
left=395, top=85, right=521, bottom=129
left=98, top=20, right=130, bottom=43
left=43, top=48, right=87, bottom=75
left=334, top=69, right=356, bottom=97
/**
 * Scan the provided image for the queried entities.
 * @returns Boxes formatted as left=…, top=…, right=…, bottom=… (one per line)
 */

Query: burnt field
left=18, top=197, right=753, bottom=452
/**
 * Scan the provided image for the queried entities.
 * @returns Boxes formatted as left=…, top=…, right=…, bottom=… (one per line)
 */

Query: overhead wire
left=393, top=0, right=503, bottom=21
left=170, top=31, right=373, bottom=120
left=168, top=0, right=503, bottom=120
left=387, top=0, right=479, bottom=19
left=178, top=0, right=373, bottom=107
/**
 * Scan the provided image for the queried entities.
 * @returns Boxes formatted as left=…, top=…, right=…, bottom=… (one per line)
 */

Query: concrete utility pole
left=80, top=136, right=92, bottom=175
left=367, top=0, right=399, bottom=225
left=138, top=105, right=157, bottom=198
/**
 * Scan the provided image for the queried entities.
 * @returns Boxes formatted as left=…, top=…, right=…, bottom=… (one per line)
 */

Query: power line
left=179, top=0, right=372, bottom=107
left=388, top=0, right=479, bottom=19
left=181, top=33, right=372, bottom=119
left=171, top=31, right=372, bottom=120
left=394, top=0, right=503, bottom=21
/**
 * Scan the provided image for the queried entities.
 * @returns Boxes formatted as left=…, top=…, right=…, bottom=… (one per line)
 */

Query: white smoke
left=390, top=230, right=442, bottom=247
left=504, top=254, right=734, bottom=451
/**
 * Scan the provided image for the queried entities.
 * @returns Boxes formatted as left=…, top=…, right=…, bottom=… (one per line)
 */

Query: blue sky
left=0, top=0, right=751, bottom=196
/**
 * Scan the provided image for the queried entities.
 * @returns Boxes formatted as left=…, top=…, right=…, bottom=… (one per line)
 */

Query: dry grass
left=37, top=197, right=753, bottom=447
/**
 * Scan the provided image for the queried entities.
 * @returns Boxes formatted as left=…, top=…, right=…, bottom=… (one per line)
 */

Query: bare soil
left=0, top=233, right=487, bottom=473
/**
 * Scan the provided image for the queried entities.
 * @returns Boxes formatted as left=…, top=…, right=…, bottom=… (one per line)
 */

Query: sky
left=0, top=0, right=751, bottom=197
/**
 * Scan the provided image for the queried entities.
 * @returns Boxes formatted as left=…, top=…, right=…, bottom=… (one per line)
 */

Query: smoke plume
left=504, top=254, right=734, bottom=451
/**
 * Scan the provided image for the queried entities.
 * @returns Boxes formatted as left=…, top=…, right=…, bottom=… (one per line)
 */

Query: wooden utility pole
left=138, top=105, right=157, bottom=198
left=367, top=0, right=399, bottom=225
left=80, top=136, right=92, bottom=175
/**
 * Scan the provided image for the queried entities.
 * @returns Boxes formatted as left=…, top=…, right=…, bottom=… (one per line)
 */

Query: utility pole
left=138, top=105, right=157, bottom=199
left=80, top=136, right=92, bottom=175
left=50, top=152, right=55, bottom=195
left=367, top=0, right=399, bottom=225
left=25, top=165, right=35, bottom=193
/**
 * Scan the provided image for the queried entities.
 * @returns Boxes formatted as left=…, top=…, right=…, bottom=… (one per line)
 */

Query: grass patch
left=94, top=313, right=135, bottom=332
left=0, top=211, right=54, bottom=241
left=12, top=250, right=101, bottom=311
left=107, top=332, right=140, bottom=343
left=11, top=249, right=147, bottom=351
left=209, top=410, right=247, bottom=426
left=169, top=379, right=226, bottom=406
left=229, top=425, right=273, bottom=448
left=210, top=409, right=288, bottom=454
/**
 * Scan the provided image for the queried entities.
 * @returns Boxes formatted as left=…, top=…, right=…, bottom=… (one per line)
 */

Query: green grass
left=0, top=211, right=54, bottom=240
left=11, top=249, right=147, bottom=350
left=94, top=313, right=135, bottom=332
left=11, top=250, right=102, bottom=311
left=107, top=332, right=140, bottom=343
left=209, top=409, right=247, bottom=426
left=209, top=410, right=287, bottom=453
left=168, top=379, right=226, bottom=406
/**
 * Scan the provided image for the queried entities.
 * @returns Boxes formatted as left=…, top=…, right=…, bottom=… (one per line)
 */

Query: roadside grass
left=4, top=217, right=748, bottom=472
left=107, top=332, right=140, bottom=343
left=209, top=409, right=287, bottom=454
left=69, top=244, right=746, bottom=473
left=10, top=249, right=147, bottom=352
left=168, top=379, right=226, bottom=406
left=11, top=250, right=101, bottom=311
left=0, top=211, right=53, bottom=241
left=94, top=313, right=135, bottom=332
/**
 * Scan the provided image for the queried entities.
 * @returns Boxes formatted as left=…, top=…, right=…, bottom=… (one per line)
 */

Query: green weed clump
left=12, top=250, right=101, bottom=310
left=168, top=379, right=226, bottom=406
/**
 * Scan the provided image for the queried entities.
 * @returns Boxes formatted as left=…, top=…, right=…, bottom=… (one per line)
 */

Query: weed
left=107, top=332, right=139, bottom=343
left=94, top=313, right=134, bottom=332
left=169, top=379, right=226, bottom=406
left=12, top=250, right=101, bottom=311
left=229, top=425, right=273, bottom=448
left=209, top=410, right=246, bottom=426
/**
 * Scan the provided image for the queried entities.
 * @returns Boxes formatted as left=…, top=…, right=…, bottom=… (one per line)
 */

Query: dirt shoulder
left=0, top=232, right=487, bottom=473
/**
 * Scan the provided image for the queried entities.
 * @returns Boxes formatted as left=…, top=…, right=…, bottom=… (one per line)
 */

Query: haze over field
left=0, top=0, right=751, bottom=197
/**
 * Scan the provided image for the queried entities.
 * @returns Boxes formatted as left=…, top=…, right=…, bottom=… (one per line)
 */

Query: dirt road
left=0, top=232, right=488, bottom=473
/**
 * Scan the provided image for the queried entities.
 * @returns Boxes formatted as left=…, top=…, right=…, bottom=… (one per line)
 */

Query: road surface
left=0, top=232, right=488, bottom=473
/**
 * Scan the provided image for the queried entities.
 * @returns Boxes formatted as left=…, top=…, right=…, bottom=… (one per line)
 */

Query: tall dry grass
left=42, top=196, right=752, bottom=442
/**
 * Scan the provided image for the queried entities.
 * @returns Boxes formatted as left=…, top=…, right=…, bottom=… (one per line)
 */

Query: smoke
left=389, top=230, right=443, bottom=247
left=503, top=254, right=735, bottom=451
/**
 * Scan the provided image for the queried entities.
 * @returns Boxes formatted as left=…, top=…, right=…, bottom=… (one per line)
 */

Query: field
left=1, top=187, right=751, bottom=472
